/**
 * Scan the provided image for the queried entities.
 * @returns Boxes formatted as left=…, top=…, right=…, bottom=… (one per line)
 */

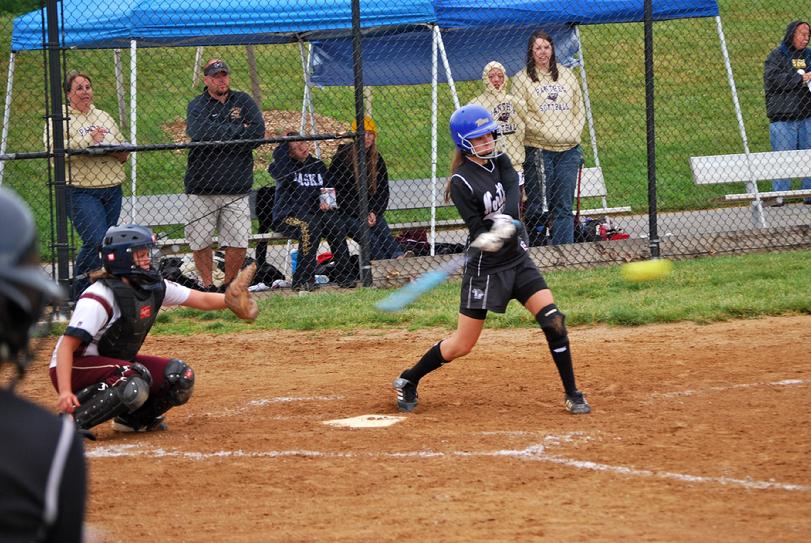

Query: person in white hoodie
left=512, top=30, right=585, bottom=245
left=468, top=61, right=527, bottom=188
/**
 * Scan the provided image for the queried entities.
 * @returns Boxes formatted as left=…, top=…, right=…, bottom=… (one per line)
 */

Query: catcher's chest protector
left=97, top=278, right=166, bottom=361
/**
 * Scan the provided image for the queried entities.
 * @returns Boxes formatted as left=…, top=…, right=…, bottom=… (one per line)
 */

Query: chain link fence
left=1, top=0, right=809, bottom=294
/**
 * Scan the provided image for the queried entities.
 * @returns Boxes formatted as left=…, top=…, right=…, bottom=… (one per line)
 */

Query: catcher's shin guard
left=117, top=359, right=195, bottom=430
left=72, top=374, right=150, bottom=431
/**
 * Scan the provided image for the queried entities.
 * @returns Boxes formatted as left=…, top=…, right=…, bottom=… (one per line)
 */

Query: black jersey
left=449, top=153, right=527, bottom=276
left=0, top=389, right=86, bottom=542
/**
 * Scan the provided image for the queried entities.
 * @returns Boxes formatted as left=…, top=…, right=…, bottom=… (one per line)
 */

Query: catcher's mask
left=100, top=224, right=162, bottom=289
left=0, top=188, right=64, bottom=378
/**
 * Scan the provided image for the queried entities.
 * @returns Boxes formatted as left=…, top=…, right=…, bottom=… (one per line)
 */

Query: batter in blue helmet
left=393, top=104, right=591, bottom=415
left=50, top=223, right=259, bottom=436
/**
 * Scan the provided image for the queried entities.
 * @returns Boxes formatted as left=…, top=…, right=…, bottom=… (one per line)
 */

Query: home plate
left=322, top=414, right=406, bottom=428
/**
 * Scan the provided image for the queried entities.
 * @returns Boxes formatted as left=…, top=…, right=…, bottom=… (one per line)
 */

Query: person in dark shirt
left=392, top=105, right=590, bottom=415
left=763, top=20, right=811, bottom=205
left=184, top=59, right=266, bottom=290
left=268, top=133, right=354, bottom=290
left=0, top=187, right=86, bottom=542
left=327, top=116, right=405, bottom=260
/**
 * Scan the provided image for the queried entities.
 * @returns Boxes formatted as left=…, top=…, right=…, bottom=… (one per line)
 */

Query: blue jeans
left=332, top=213, right=404, bottom=260
left=524, top=145, right=582, bottom=245
left=769, top=118, right=811, bottom=194
left=68, top=185, right=122, bottom=292
left=522, top=146, right=547, bottom=241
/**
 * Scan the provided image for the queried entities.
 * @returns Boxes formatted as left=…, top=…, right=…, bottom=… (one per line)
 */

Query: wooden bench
left=689, top=149, right=811, bottom=202
left=122, top=167, right=629, bottom=252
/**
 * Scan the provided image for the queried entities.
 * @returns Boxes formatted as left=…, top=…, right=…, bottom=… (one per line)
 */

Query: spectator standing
left=184, top=59, right=266, bottom=290
left=327, top=116, right=405, bottom=260
left=45, top=70, right=129, bottom=299
left=764, top=20, right=811, bottom=206
left=268, top=134, right=354, bottom=290
left=468, top=61, right=527, bottom=189
left=0, top=187, right=86, bottom=542
left=512, top=30, right=585, bottom=245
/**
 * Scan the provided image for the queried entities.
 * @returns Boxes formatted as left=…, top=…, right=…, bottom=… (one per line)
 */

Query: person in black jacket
left=184, top=59, right=266, bottom=290
left=268, top=134, right=354, bottom=290
left=0, top=187, right=86, bottom=542
left=392, top=105, right=590, bottom=416
left=764, top=20, right=811, bottom=205
left=327, top=116, right=405, bottom=260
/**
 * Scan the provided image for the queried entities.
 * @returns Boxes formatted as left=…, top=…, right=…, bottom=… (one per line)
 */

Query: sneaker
left=112, top=415, right=168, bottom=433
left=564, top=391, right=591, bottom=414
left=769, top=197, right=785, bottom=207
left=393, top=376, right=418, bottom=412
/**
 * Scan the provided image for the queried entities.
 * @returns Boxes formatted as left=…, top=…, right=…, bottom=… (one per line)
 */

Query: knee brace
left=72, top=375, right=150, bottom=430
left=117, top=359, right=195, bottom=429
left=535, top=304, right=569, bottom=351
left=164, top=358, right=195, bottom=406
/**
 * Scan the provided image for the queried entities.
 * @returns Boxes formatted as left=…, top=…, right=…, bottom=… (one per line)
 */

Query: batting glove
left=471, top=231, right=504, bottom=252
left=490, top=213, right=517, bottom=240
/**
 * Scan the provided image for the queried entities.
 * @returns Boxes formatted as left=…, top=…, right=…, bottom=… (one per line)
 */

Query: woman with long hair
left=327, top=116, right=405, bottom=260
left=512, top=30, right=585, bottom=245
left=392, top=104, right=590, bottom=416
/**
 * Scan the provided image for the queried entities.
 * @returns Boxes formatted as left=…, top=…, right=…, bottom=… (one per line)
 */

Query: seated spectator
left=269, top=133, right=354, bottom=290
left=327, top=116, right=405, bottom=260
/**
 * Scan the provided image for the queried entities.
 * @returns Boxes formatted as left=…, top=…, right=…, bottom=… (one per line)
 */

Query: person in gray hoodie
left=763, top=20, right=811, bottom=205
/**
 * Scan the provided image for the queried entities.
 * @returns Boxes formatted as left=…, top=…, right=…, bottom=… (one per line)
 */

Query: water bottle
left=315, top=274, right=329, bottom=284
left=290, top=249, right=298, bottom=274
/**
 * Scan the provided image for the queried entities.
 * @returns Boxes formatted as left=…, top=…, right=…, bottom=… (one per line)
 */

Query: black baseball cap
left=204, top=60, right=230, bottom=76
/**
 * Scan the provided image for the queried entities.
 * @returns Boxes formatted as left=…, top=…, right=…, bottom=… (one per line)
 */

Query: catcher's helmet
left=0, top=188, right=64, bottom=371
left=449, top=104, right=503, bottom=159
left=100, top=224, right=162, bottom=286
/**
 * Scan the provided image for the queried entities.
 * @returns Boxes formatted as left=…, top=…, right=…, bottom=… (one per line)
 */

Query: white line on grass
left=86, top=442, right=807, bottom=492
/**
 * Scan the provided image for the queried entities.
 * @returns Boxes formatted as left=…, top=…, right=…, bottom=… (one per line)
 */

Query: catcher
left=50, top=224, right=258, bottom=435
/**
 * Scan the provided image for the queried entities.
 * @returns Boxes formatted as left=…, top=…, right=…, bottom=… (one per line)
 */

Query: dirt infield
left=19, top=316, right=811, bottom=542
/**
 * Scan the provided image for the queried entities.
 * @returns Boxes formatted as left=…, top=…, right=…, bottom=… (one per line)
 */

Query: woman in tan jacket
left=512, top=30, right=585, bottom=245
left=45, top=70, right=129, bottom=298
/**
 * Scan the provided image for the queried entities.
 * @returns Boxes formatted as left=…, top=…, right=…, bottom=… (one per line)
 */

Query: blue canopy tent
left=3, top=1, right=739, bottom=230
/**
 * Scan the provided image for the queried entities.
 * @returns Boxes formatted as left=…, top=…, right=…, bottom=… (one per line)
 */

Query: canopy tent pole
left=574, top=26, right=608, bottom=212
left=129, top=40, right=137, bottom=220
left=0, top=52, right=16, bottom=186
left=192, top=46, right=204, bottom=88
left=298, top=40, right=320, bottom=158
left=113, top=49, right=127, bottom=132
left=435, top=26, right=459, bottom=109
left=715, top=15, right=765, bottom=228
left=429, top=25, right=439, bottom=255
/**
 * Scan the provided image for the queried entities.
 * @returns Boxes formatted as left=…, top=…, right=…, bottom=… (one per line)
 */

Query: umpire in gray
left=0, top=187, right=86, bottom=542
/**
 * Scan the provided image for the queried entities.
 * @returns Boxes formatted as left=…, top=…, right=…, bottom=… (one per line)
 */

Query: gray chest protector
left=97, top=278, right=166, bottom=361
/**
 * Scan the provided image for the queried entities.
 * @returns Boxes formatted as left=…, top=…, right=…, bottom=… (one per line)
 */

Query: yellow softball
left=621, top=259, right=673, bottom=283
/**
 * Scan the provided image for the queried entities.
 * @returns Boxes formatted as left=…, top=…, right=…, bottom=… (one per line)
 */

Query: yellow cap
left=351, top=116, right=377, bottom=134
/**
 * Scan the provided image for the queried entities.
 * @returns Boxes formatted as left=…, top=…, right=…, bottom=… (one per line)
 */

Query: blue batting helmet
left=449, top=104, right=502, bottom=158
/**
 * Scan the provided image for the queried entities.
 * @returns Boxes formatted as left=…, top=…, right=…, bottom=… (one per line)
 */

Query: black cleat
left=564, top=390, right=591, bottom=414
left=393, top=377, right=419, bottom=412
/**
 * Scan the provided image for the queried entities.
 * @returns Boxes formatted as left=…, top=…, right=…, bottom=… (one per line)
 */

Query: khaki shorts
left=185, top=194, right=251, bottom=251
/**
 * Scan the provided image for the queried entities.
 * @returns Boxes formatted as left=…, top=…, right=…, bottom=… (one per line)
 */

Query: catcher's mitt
left=224, top=263, right=259, bottom=322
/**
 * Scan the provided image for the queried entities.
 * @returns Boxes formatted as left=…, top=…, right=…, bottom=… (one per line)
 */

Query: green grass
left=1, top=1, right=808, bottom=257
left=122, top=249, right=811, bottom=335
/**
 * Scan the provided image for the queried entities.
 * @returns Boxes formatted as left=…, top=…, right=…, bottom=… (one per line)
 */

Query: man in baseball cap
left=203, top=58, right=230, bottom=77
